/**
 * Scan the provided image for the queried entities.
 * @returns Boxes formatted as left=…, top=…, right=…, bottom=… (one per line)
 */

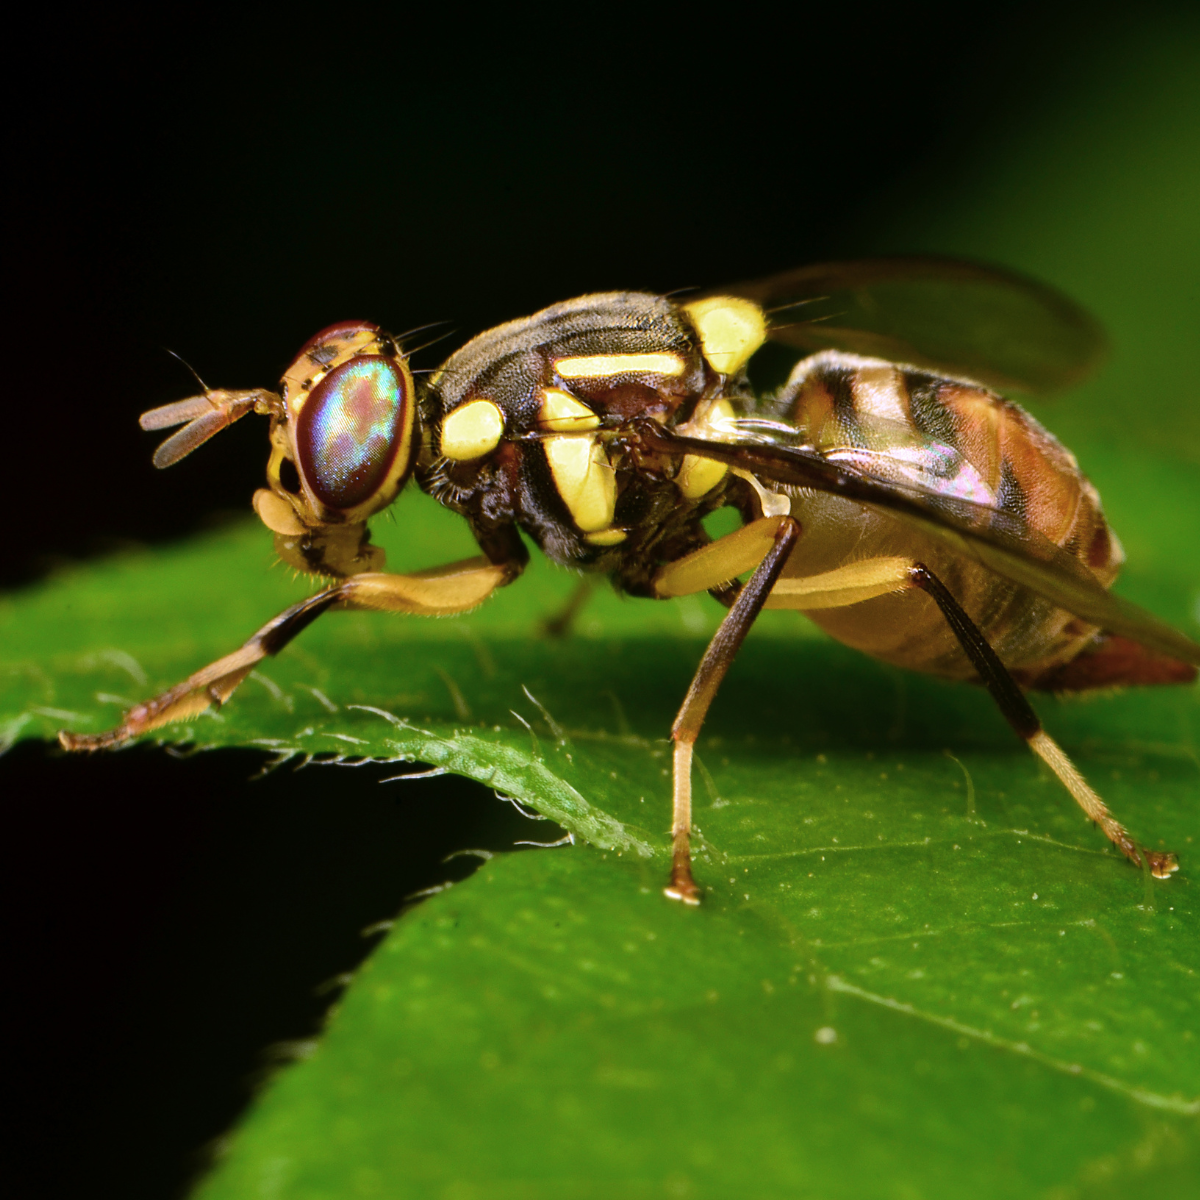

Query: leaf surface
left=2, top=473, right=1197, bottom=1197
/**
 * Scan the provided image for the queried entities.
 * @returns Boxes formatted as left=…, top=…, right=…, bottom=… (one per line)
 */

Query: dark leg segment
left=59, top=557, right=516, bottom=752
left=908, top=564, right=1039, bottom=738
left=540, top=576, right=598, bottom=638
left=59, top=590, right=342, bottom=751
left=665, top=516, right=802, bottom=903
left=909, top=562, right=1177, bottom=878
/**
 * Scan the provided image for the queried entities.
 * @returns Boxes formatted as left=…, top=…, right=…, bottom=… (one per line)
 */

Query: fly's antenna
left=139, top=348, right=278, bottom=469
left=140, top=388, right=274, bottom=469
left=163, top=347, right=213, bottom=394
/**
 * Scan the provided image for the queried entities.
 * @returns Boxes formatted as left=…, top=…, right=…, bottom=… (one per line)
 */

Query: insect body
left=60, top=260, right=1200, bottom=903
left=765, top=351, right=1124, bottom=683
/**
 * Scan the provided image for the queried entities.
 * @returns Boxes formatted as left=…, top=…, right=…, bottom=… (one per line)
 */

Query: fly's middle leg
left=659, top=516, right=802, bottom=904
left=540, top=576, right=598, bottom=638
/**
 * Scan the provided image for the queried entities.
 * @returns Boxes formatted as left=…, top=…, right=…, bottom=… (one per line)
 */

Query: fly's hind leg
left=904, top=563, right=1178, bottom=879
left=765, top=554, right=1179, bottom=878
left=59, top=557, right=516, bottom=752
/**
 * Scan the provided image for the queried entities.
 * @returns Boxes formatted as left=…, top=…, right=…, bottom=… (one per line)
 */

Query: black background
left=6, top=6, right=1186, bottom=1197
left=9, top=4, right=1123, bottom=588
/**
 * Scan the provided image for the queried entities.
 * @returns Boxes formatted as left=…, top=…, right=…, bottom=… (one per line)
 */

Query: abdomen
left=770, top=352, right=1123, bottom=681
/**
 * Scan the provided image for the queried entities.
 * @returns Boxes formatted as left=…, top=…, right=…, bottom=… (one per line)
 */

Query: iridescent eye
left=295, top=355, right=414, bottom=513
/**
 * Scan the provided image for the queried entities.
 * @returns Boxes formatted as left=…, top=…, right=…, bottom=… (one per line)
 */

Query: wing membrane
left=637, top=419, right=1200, bottom=666
left=714, top=257, right=1108, bottom=396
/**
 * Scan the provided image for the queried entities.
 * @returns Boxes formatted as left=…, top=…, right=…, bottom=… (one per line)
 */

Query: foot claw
left=1147, top=850, right=1179, bottom=879
left=664, top=876, right=702, bottom=905
left=58, top=728, right=128, bottom=752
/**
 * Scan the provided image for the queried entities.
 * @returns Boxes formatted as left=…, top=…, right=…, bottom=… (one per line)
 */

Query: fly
left=59, top=258, right=1200, bottom=903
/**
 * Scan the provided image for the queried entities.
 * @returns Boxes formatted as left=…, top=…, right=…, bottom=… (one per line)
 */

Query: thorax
left=417, top=292, right=735, bottom=578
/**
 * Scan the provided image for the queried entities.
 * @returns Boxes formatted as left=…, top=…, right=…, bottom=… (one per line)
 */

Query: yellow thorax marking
left=681, top=296, right=767, bottom=376
left=539, top=388, right=601, bottom=432
left=544, top=434, right=617, bottom=533
left=441, top=398, right=505, bottom=461
left=674, top=397, right=735, bottom=499
left=676, top=453, right=728, bottom=501
left=585, top=528, right=627, bottom=546
left=555, top=353, right=687, bottom=380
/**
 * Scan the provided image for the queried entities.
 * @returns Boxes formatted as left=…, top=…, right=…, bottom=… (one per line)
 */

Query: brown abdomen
left=772, top=352, right=1124, bottom=682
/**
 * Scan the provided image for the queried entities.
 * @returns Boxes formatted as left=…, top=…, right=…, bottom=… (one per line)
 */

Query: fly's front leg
left=59, top=590, right=341, bottom=751
left=654, top=516, right=802, bottom=904
left=59, top=557, right=516, bottom=752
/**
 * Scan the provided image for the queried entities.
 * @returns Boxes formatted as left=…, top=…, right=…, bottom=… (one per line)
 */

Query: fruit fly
left=60, top=258, right=1200, bottom=904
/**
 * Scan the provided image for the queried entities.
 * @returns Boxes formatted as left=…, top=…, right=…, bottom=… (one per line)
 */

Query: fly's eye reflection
left=295, top=356, right=413, bottom=512
left=63, top=260, right=1200, bottom=906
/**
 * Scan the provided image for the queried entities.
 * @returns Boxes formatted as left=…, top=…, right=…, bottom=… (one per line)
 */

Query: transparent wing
left=712, top=257, right=1108, bottom=396
left=636, top=418, right=1200, bottom=665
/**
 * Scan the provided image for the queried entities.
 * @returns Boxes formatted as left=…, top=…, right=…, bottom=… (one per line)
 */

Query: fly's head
left=265, top=321, right=418, bottom=575
left=141, top=320, right=419, bottom=578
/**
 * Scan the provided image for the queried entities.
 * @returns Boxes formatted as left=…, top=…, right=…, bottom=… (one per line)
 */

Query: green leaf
left=5, top=36, right=1200, bottom=1200
left=3, top=477, right=1198, bottom=1197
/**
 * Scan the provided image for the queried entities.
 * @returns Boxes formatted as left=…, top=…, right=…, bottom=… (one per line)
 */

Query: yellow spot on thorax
left=441, top=399, right=505, bottom=461
left=674, top=397, right=736, bottom=499
left=585, top=527, right=627, bottom=546
left=681, top=296, right=767, bottom=376
left=539, top=388, right=620, bottom=536
left=676, top=454, right=728, bottom=500
left=539, top=388, right=601, bottom=432
left=554, top=353, right=687, bottom=380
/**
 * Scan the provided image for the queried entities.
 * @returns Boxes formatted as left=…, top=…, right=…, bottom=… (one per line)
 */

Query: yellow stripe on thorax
left=674, top=397, right=736, bottom=499
left=544, top=435, right=617, bottom=533
left=554, top=353, right=687, bottom=380
left=538, top=387, right=621, bottom=538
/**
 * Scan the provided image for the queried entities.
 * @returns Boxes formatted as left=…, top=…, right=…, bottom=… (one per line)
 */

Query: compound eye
left=295, top=355, right=414, bottom=514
